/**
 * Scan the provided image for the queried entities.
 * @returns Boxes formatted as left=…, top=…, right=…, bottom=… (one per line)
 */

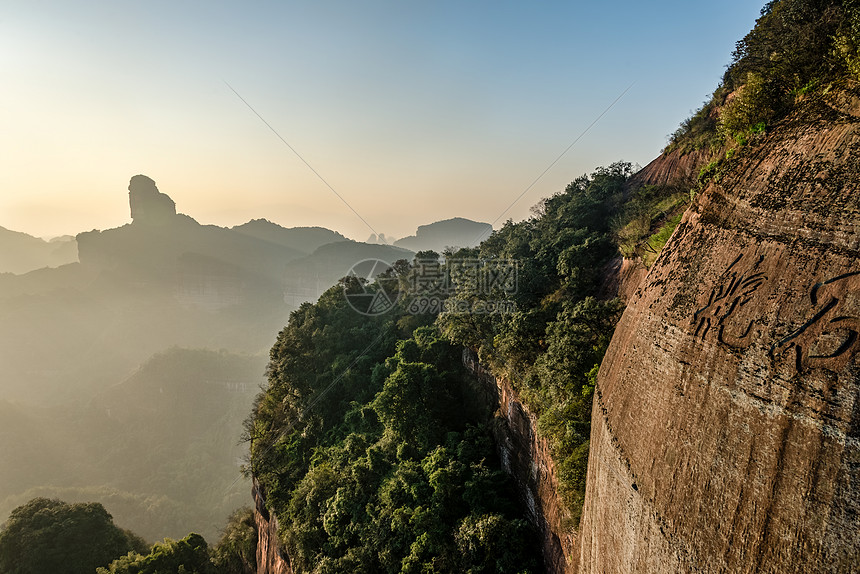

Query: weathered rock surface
left=129, top=174, right=176, bottom=225
left=599, top=256, right=649, bottom=303
left=253, top=479, right=292, bottom=574
left=578, top=85, right=860, bottom=573
left=463, top=349, right=577, bottom=574
left=625, top=147, right=711, bottom=192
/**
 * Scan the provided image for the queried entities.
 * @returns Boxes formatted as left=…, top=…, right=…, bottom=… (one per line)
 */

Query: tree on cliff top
left=668, top=0, right=860, bottom=151
left=0, top=498, right=148, bottom=574
left=97, top=532, right=214, bottom=574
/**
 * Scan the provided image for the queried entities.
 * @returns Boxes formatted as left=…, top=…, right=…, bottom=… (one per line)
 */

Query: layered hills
left=0, top=348, right=264, bottom=542
left=0, top=175, right=413, bottom=404
left=0, top=226, right=77, bottom=275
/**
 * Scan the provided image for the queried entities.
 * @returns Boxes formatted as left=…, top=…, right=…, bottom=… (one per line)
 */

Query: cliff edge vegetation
left=667, top=0, right=860, bottom=155
left=247, top=162, right=653, bottom=573
left=247, top=281, right=543, bottom=573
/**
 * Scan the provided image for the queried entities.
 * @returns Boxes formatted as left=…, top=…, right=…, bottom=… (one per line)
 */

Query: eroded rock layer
left=253, top=479, right=292, bottom=574
left=578, top=85, right=860, bottom=573
left=463, top=350, right=577, bottom=574
left=624, top=147, right=711, bottom=191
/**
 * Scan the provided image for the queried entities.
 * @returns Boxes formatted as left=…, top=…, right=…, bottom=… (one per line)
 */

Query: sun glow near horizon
left=0, top=1, right=762, bottom=241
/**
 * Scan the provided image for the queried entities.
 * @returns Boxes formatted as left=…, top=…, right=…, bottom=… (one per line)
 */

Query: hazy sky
left=0, top=1, right=762, bottom=241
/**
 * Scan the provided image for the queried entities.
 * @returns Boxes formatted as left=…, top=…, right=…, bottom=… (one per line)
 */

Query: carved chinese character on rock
left=770, top=271, right=860, bottom=374
left=693, top=254, right=768, bottom=350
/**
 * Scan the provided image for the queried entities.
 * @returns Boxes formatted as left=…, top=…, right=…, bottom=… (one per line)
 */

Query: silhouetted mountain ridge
left=0, top=173, right=501, bottom=545
left=393, top=217, right=491, bottom=253
left=232, top=219, right=348, bottom=254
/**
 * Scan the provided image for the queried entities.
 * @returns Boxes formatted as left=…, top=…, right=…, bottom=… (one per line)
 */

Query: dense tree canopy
left=0, top=497, right=258, bottom=574
left=249, top=279, right=542, bottom=572
left=438, top=162, right=631, bottom=521
left=0, top=498, right=148, bottom=574
left=97, top=533, right=213, bottom=574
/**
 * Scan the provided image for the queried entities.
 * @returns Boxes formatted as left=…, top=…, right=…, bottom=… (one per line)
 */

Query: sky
left=0, top=0, right=764, bottom=242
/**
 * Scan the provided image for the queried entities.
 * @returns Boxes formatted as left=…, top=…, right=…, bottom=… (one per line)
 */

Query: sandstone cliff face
left=578, top=85, right=860, bottom=573
left=463, top=349, right=577, bottom=574
left=599, top=256, right=649, bottom=303
left=625, top=147, right=711, bottom=192
left=253, top=479, right=292, bottom=574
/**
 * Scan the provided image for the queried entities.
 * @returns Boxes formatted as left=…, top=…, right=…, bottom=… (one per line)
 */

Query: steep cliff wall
left=463, top=349, right=577, bottom=574
left=578, top=85, right=860, bottom=573
left=252, top=479, right=292, bottom=574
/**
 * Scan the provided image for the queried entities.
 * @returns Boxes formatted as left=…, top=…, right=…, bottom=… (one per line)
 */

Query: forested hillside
left=250, top=3, right=860, bottom=571
left=248, top=161, right=679, bottom=571
left=249, top=284, right=542, bottom=572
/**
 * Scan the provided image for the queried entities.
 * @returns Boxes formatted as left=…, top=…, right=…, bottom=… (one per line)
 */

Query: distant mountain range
left=0, top=226, right=77, bottom=275
left=364, top=217, right=492, bottom=254
left=232, top=219, right=347, bottom=254
left=0, top=176, right=419, bottom=403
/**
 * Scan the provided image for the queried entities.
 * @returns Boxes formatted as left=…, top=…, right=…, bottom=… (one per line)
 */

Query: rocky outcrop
left=578, top=85, right=860, bottom=573
left=463, top=349, right=576, bottom=574
left=253, top=479, right=291, bottom=574
left=129, top=174, right=176, bottom=225
left=598, top=256, right=649, bottom=303
left=625, top=147, right=712, bottom=192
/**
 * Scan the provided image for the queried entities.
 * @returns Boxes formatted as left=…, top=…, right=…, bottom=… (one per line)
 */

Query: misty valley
left=0, top=174, right=497, bottom=534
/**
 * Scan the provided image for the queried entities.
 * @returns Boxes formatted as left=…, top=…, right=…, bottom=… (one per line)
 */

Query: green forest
left=246, top=161, right=643, bottom=573
left=0, top=498, right=255, bottom=574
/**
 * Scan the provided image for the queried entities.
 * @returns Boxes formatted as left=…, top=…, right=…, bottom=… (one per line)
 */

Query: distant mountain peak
left=366, top=233, right=394, bottom=245
left=128, top=175, right=176, bottom=226
left=393, top=218, right=491, bottom=253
